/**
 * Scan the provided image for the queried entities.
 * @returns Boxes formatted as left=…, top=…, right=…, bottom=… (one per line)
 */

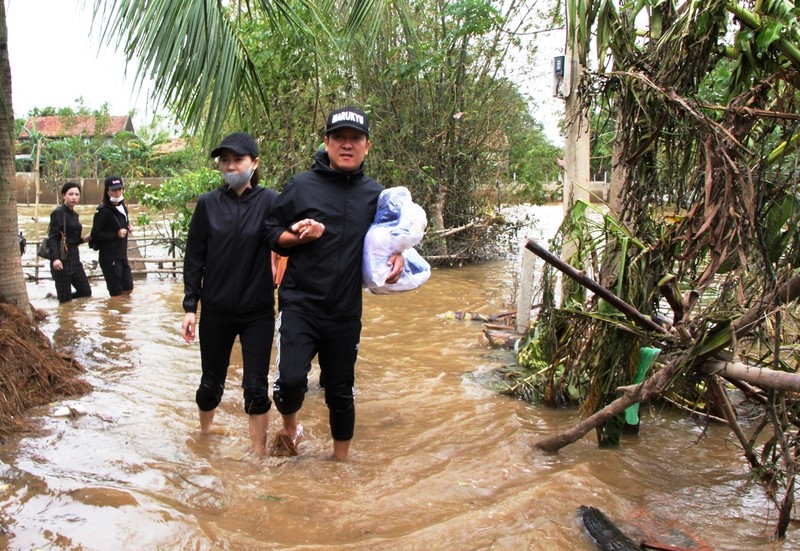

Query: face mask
left=109, top=195, right=124, bottom=204
left=222, top=167, right=253, bottom=189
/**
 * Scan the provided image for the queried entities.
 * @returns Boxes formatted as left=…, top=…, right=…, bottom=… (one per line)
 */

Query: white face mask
left=109, top=195, right=124, bottom=204
left=222, top=166, right=254, bottom=189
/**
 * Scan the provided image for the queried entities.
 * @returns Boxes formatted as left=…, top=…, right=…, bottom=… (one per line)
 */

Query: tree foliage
left=345, top=0, right=557, bottom=259
left=508, top=0, right=800, bottom=537
left=94, top=0, right=561, bottom=263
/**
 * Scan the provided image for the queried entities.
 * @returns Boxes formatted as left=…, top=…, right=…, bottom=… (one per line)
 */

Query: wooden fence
left=22, top=235, right=183, bottom=282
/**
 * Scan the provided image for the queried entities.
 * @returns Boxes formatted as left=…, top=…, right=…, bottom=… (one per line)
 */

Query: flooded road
left=1, top=205, right=796, bottom=549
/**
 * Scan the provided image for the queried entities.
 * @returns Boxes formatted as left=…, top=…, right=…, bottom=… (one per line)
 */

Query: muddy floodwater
left=1, top=205, right=797, bottom=549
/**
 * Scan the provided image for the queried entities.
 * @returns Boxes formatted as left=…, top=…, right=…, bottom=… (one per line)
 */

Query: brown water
left=1, top=206, right=796, bottom=550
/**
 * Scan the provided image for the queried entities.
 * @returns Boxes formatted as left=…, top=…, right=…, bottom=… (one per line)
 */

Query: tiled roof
left=153, top=137, right=187, bottom=154
left=19, top=116, right=135, bottom=139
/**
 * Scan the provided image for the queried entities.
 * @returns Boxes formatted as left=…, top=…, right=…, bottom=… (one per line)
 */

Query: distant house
left=16, top=116, right=137, bottom=178
left=19, top=115, right=135, bottom=145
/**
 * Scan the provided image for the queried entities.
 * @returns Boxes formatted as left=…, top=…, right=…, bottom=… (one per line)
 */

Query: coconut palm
left=0, top=1, right=31, bottom=316
left=91, top=0, right=413, bottom=145
left=0, top=0, right=412, bottom=316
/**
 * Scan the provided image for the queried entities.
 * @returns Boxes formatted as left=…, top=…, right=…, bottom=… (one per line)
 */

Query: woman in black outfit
left=91, top=176, right=134, bottom=297
left=48, top=182, right=92, bottom=303
left=181, top=132, right=278, bottom=456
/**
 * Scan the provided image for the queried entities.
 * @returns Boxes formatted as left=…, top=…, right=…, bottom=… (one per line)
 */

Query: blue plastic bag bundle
left=363, top=186, right=431, bottom=294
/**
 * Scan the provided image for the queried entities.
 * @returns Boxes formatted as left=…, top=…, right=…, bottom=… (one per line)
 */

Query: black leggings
left=196, top=307, right=274, bottom=415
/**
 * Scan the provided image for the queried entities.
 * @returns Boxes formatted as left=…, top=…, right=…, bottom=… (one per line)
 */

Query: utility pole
left=561, top=48, right=591, bottom=216
left=554, top=43, right=591, bottom=302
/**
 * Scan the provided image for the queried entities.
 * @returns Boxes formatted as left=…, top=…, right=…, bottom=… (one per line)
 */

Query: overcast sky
left=6, top=0, right=156, bottom=126
left=6, top=0, right=564, bottom=144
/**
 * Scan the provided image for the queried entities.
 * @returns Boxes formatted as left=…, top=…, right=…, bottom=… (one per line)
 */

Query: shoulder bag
left=36, top=208, right=68, bottom=261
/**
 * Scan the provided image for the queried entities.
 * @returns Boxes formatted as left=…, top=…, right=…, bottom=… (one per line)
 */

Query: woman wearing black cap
left=181, top=132, right=279, bottom=456
left=47, top=182, right=92, bottom=303
left=91, top=176, right=134, bottom=297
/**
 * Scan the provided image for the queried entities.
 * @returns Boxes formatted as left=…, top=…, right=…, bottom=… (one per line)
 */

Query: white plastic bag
left=363, top=187, right=431, bottom=293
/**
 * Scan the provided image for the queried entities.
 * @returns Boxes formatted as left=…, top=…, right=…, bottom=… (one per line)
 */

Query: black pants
left=99, top=258, right=133, bottom=296
left=51, top=249, right=91, bottom=303
left=273, top=310, right=361, bottom=441
left=196, top=307, right=274, bottom=415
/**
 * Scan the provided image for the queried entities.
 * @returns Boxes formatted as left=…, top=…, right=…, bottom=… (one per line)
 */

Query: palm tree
left=0, top=0, right=407, bottom=317
left=0, top=1, right=32, bottom=317
left=91, top=0, right=411, bottom=145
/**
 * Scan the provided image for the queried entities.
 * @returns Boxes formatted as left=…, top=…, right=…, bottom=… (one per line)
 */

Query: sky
left=5, top=0, right=565, bottom=144
left=6, top=0, right=157, bottom=128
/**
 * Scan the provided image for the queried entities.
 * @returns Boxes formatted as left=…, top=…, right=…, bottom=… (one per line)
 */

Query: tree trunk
left=700, top=360, right=800, bottom=393
left=0, top=2, right=32, bottom=317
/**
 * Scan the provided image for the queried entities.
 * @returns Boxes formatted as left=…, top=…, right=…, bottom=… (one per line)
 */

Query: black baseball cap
left=104, top=176, right=124, bottom=190
left=211, top=132, right=259, bottom=158
left=326, top=107, right=370, bottom=136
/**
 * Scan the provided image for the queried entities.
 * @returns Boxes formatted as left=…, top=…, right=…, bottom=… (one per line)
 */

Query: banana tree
left=513, top=0, right=800, bottom=537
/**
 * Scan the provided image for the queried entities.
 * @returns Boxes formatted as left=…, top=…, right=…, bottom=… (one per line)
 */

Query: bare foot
left=270, top=424, right=304, bottom=457
left=200, top=426, right=228, bottom=436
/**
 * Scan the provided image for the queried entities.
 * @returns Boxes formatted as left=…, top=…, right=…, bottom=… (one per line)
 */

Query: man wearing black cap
left=91, top=176, right=134, bottom=297
left=264, top=107, right=404, bottom=461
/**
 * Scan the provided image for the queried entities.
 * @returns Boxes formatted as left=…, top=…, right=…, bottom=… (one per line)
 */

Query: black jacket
left=183, top=184, right=278, bottom=314
left=47, top=204, right=84, bottom=258
left=264, top=150, right=383, bottom=319
left=91, top=202, right=130, bottom=261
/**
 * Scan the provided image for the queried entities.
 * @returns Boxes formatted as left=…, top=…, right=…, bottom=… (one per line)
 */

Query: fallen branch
left=699, top=359, right=800, bottom=393
left=525, top=239, right=669, bottom=335
left=533, top=273, right=800, bottom=453
left=429, top=220, right=482, bottom=238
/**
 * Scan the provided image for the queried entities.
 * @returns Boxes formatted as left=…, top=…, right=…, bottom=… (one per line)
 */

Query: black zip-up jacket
left=183, top=184, right=278, bottom=314
left=264, top=150, right=383, bottom=319
left=47, top=204, right=84, bottom=257
left=91, top=202, right=130, bottom=261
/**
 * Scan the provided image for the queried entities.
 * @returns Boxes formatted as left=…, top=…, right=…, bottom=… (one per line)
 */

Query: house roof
left=153, top=137, right=187, bottom=154
left=19, top=116, right=135, bottom=139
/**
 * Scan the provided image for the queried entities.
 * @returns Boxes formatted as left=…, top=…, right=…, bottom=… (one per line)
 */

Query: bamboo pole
left=524, top=238, right=668, bottom=334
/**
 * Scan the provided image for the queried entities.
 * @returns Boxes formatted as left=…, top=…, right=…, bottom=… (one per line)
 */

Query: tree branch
left=533, top=273, right=800, bottom=453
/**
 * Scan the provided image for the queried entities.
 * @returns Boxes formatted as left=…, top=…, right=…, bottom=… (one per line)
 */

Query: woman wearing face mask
left=48, top=181, right=92, bottom=303
left=181, top=132, right=279, bottom=456
left=91, top=176, right=134, bottom=298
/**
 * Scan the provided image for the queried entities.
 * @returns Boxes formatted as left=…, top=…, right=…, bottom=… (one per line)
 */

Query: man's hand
left=278, top=219, right=326, bottom=248
left=385, top=253, right=405, bottom=284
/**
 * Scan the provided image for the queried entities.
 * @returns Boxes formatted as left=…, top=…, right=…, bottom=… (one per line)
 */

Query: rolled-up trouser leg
left=319, top=317, right=361, bottom=442
left=195, top=309, right=238, bottom=411
left=273, top=310, right=317, bottom=415
left=239, top=310, right=274, bottom=415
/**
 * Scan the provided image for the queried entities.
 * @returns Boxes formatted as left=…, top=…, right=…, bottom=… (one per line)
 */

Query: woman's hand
left=291, top=219, right=325, bottom=241
left=182, top=313, right=197, bottom=343
left=52, top=259, right=64, bottom=271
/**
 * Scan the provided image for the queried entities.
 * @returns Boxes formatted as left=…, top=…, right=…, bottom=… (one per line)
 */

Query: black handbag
left=36, top=209, right=68, bottom=261
left=36, top=237, right=53, bottom=259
